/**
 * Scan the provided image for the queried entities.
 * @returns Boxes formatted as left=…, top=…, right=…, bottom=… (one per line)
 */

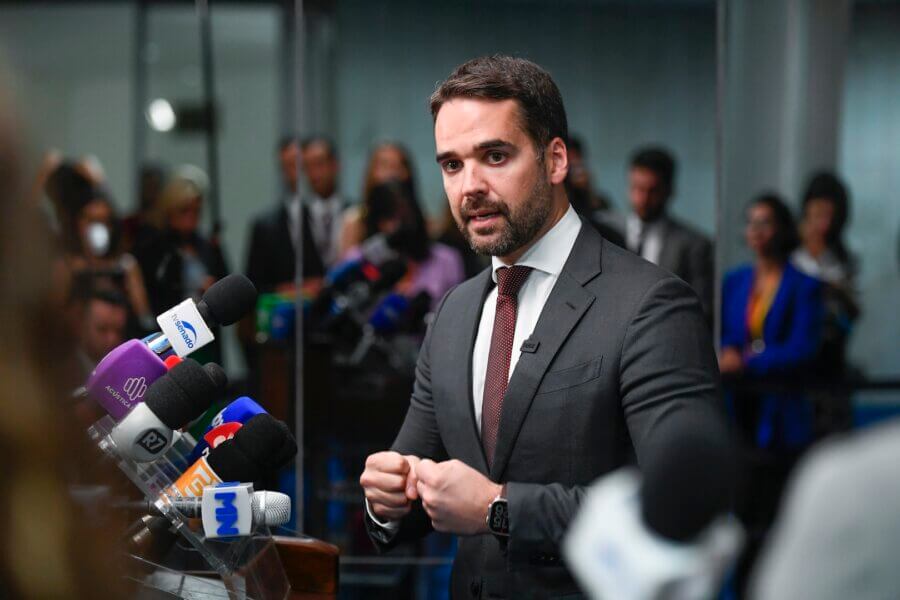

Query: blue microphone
left=187, top=396, right=268, bottom=463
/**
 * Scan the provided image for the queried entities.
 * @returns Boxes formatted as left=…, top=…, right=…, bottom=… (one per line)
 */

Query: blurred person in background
left=245, top=136, right=325, bottom=293
left=792, top=171, right=860, bottom=373
left=42, top=159, right=97, bottom=237
left=624, top=146, right=714, bottom=318
left=60, top=187, right=154, bottom=336
left=135, top=167, right=228, bottom=363
left=301, top=136, right=347, bottom=270
left=121, top=162, right=167, bottom=253
left=0, top=68, right=126, bottom=599
left=75, top=287, right=128, bottom=377
left=565, top=135, right=613, bottom=212
left=720, top=192, right=823, bottom=593
left=137, top=166, right=228, bottom=312
left=338, top=142, right=415, bottom=258
left=343, top=180, right=464, bottom=309
left=565, top=135, right=626, bottom=248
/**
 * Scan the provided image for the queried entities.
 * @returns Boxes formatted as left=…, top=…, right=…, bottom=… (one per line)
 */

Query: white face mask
left=86, top=222, right=111, bottom=256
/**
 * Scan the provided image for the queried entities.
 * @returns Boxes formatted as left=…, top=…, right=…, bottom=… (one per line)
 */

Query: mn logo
left=214, top=491, right=240, bottom=536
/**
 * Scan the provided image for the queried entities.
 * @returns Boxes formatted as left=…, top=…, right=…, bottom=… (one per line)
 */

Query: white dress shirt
left=626, top=213, right=664, bottom=265
left=307, top=194, right=345, bottom=268
left=366, top=205, right=582, bottom=530
left=472, top=205, right=582, bottom=429
left=285, top=194, right=301, bottom=248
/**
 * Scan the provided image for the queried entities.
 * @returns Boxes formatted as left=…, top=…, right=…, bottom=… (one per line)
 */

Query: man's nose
left=461, top=162, right=489, bottom=200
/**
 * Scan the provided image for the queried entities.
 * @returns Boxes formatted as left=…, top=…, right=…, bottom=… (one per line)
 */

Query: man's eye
left=443, top=160, right=462, bottom=173
left=486, top=151, right=506, bottom=164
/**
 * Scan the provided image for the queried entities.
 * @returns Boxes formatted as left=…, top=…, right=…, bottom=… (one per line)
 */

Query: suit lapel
left=490, top=221, right=603, bottom=481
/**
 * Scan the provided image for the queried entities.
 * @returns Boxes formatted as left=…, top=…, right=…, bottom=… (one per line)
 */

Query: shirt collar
left=491, top=204, right=582, bottom=282
left=628, top=212, right=667, bottom=235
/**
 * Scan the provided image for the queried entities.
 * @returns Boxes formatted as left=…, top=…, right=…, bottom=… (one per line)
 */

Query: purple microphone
left=85, top=339, right=167, bottom=421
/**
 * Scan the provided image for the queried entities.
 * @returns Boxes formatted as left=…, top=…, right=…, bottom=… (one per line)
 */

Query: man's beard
left=456, top=174, right=553, bottom=257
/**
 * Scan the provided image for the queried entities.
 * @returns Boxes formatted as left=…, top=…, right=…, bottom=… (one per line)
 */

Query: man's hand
left=360, top=451, right=421, bottom=521
left=415, top=459, right=502, bottom=535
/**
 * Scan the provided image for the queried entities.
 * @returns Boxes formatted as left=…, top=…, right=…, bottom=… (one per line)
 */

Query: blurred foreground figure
left=0, top=67, right=124, bottom=598
left=565, top=407, right=741, bottom=600
left=751, top=420, right=900, bottom=600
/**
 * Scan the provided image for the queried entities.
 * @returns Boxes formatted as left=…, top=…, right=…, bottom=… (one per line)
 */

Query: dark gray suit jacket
left=366, top=219, right=721, bottom=599
left=654, top=216, right=714, bottom=321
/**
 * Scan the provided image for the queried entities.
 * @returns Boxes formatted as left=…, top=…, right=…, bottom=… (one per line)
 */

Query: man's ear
left=547, top=137, right=568, bottom=186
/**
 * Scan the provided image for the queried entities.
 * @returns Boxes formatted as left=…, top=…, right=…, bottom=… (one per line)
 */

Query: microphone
left=146, top=487, right=291, bottom=533
left=186, top=396, right=268, bottom=463
left=169, top=413, right=297, bottom=498
left=83, top=339, right=168, bottom=421
left=110, top=359, right=227, bottom=462
left=368, top=293, right=410, bottom=334
left=563, top=408, right=742, bottom=600
left=125, top=415, right=296, bottom=558
left=145, top=273, right=258, bottom=357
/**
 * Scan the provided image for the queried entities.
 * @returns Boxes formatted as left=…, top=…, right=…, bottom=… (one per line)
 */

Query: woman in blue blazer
left=720, top=193, right=823, bottom=450
left=721, top=194, right=824, bottom=595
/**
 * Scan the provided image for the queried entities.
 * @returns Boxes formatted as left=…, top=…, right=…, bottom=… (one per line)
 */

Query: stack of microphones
left=75, top=274, right=298, bottom=555
left=311, top=233, right=432, bottom=368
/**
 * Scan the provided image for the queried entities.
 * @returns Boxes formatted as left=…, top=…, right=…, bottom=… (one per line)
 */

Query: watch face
left=489, top=500, right=509, bottom=535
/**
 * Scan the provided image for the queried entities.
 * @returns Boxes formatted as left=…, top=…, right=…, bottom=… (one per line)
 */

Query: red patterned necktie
left=482, top=265, right=533, bottom=468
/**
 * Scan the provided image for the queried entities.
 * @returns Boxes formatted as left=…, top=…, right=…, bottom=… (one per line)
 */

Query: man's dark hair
left=429, top=55, right=568, bottom=155
left=749, top=192, right=799, bottom=263
left=277, top=135, right=297, bottom=153
left=71, top=283, right=128, bottom=314
left=630, top=147, right=677, bottom=193
left=300, top=135, right=338, bottom=161
left=88, top=287, right=128, bottom=310
left=567, top=135, right=585, bottom=157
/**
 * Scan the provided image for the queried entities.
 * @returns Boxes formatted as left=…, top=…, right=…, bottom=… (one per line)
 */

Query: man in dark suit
left=245, top=136, right=325, bottom=293
left=359, top=56, right=724, bottom=598
left=623, top=147, right=714, bottom=319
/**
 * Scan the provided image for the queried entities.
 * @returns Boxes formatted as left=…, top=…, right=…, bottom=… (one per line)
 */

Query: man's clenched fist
left=360, top=451, right=421, bottom=521
left=416, top=459, right=502, bottom=535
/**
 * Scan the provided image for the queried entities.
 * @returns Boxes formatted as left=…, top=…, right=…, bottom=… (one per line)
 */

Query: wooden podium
left=265, top=536, right=339, bottom=599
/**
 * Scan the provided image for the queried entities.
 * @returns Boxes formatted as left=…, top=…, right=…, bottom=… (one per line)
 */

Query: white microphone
left=109, top=359, right=226, bottom=462
left=564, top=408, right=743, bottom=600
left=564, top=469, right=742, bottom=600
left=144, top=273, right=257, bottom=357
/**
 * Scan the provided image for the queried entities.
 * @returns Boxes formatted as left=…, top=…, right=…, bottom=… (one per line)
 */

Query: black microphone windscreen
left=144, top=359, right=227, bottom=429
left=206, top=413, right=297, bottom=482
left=197, top=274, right=258, bottom=327
left=376, top=259, right=407, bottom=291
left=640, top=405, right=735, bottom=543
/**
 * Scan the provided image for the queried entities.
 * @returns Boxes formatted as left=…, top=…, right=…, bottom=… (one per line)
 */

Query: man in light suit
left=359, top=55, right=724, bottom=598
left=624, top=147, right=714, bottom=320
